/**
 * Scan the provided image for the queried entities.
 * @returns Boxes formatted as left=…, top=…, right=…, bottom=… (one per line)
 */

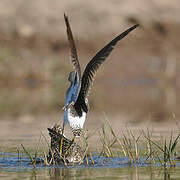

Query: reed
left=19, top=121, right=180, bottom=168
left=144, top=130, right=180, bottom=167
left=21, top=144, right=37, bottom=168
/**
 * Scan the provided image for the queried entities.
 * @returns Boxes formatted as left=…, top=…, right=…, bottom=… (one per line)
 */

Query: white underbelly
left=67, top=109, right=86, bottom=130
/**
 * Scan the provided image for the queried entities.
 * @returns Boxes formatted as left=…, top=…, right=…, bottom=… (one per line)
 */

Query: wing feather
left=64, top=14, right=81, bottom=94
left=74, top=24, right=139, bottom=116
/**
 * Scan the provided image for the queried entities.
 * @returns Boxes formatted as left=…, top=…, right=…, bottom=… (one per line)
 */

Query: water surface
left=1, top=152, right=180, bottom=180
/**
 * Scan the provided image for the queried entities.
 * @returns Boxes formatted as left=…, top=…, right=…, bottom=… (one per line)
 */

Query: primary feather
left=74, top=24, right=139, bottom=117
left=64, top=14, right=81, bottom=103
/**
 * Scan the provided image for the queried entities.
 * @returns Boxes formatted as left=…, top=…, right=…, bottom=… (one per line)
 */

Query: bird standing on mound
left=63, top=14, right=139, bottom=138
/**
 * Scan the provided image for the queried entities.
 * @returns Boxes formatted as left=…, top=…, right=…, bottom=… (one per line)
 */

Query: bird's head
left=47, top=124, right=66, bottom=138
left=68, top=71, right=76, bottom=83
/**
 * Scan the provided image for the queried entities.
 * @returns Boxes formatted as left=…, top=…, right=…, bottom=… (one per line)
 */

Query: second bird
left=63, top=14, right=139, bottom=138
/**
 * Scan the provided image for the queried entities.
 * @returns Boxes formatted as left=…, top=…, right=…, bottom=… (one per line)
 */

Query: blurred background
left=0, top=0, right=180, bottom=148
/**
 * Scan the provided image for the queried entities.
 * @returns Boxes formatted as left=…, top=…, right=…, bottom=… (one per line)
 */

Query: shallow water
left=1, top=118, right=180, bottom=179
left=1, top=152, right=180, bottom=180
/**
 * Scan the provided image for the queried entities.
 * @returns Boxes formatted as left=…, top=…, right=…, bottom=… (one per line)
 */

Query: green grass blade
left=170, top=134, right=180, bottom=154
left=105, top=120, right=116, bottom=138
left=144, top=136, right=164, bottom=152
left=21, top=144, right=36, bottom=168
left=168, top=132, right=173, bottom=153
left=102, top=124, right=107, bottom=144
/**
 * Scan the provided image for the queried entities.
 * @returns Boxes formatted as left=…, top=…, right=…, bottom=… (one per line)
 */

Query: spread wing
left=64, top=14, right=81, bottom=98
left=74, top=24, right=139, bottom=116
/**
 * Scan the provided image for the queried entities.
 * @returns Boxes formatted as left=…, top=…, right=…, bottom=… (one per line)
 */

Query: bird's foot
left=62, top=102, right=75, bottom=111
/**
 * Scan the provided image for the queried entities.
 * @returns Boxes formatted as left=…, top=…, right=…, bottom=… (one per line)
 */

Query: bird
left=63, top=13, right=139, bottom=138
left=47, top=124, right=83, bottom=164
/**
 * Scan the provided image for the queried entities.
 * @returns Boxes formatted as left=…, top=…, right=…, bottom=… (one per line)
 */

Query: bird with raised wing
left=63, top=14, right=139, bottom=139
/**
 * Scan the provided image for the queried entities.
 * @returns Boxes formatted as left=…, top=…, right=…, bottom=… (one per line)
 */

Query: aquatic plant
left=144, top=131, right=180, bottom=167
left=19, top=120, right=180, bottom=169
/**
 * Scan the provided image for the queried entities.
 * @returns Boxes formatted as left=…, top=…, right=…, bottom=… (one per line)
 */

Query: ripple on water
left=1, top=152, right=180, bottom=171
left=0, top=152, right=137, bottom=170
left=1, top=153, right=180, bottom=179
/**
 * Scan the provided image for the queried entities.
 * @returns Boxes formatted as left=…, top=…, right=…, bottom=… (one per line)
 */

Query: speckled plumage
left=47, top=124, right=84, bottom=164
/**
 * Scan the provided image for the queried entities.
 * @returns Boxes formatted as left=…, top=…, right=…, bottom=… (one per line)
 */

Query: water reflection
left=49, top=168, right=75, bottom=180
left=164, top=168, right=170, bottom=180
left=48, top=166, right=177, bottom=180
left=0, top=165, right=179, bottom=180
